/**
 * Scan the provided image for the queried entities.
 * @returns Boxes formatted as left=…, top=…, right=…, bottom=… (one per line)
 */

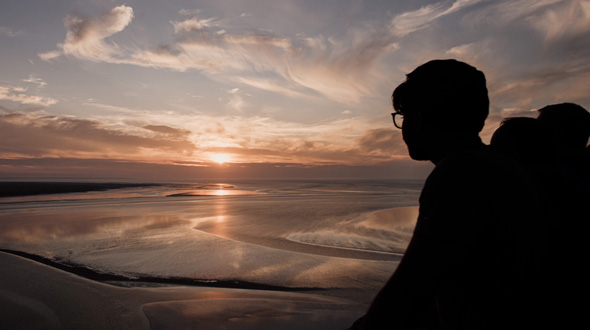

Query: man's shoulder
left=428, top=148, right=489, bottom=182
left=434, top=146, right=525, bottom=178
left=424, top=146, right=532, bottom=200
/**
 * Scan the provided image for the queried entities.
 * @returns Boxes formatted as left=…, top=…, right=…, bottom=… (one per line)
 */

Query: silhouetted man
left=490, top=109, right=590, bottom=328
left=351, top=60, right=544, bottom=329
left=534, top=103, right=590, bottom=327
left=537, top=102, right=590, bottom=187
left=490, top=117, right=557, bottom=168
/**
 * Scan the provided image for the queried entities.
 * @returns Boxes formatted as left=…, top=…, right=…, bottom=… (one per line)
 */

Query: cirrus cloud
left=37, top=4, right=401, bottom=104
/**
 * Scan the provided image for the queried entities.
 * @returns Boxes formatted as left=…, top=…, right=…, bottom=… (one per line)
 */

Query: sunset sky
left=1, top=0, right=589, bottom=181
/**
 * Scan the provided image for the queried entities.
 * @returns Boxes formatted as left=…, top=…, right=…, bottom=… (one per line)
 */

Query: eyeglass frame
left=391, top=112, right=403, bottom=129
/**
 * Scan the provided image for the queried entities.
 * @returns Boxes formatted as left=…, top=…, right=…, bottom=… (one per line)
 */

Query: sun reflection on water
left=213, top=189, right=230, bottom=196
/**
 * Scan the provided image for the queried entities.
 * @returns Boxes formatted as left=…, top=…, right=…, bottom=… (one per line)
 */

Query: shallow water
left=0, top=179, right=421, bottom=301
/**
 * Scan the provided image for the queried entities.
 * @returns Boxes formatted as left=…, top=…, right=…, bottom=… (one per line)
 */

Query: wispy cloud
left=37, top=50, right=62, bottom=62
left=0, top=26, right=20, bottom=37
left=358, top=128, right=406, bottom=156
left=490, top=59, right=590, bottom=108
left=37, top=4, right=405, bottom=104
left=463, top=0, right=561, bottom=27
left=226, top=88, right=247, bottom=112
left=389, top=0, right=483, bottom=37
left=462, top=0, right=590, bottom=43
left=234, top=76, right=313, bottom=99
left=37, top=2, right=492, bottom=106
left=529, top=0, right=590, bottom=42
left=0, top=86, right=57, bottom=106
left=38, top=5, right=134, bottom=62
left=22, top=75, right=47, bottom=88
left=178, top=9, right=202, bottom=16
left=171, top=16, right=218, bottom=33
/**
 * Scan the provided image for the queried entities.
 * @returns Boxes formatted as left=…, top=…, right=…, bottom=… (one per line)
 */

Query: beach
left=0, top=180, right=421, bottom=329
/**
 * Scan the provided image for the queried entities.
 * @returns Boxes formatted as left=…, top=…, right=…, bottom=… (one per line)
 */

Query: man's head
left=537, top=103, right=590, bottom=150
left=490, top=117, right=556, bottom=167
left=392, top=59, right=489, bottom=161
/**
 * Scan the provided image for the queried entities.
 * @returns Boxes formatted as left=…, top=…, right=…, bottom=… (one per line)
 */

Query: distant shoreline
left=0, top=182, right=160, bottom=198
left=0, top=249, right=320, bottom=292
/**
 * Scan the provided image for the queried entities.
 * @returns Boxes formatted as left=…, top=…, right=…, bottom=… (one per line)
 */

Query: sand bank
left=0, top=252, right=363, bottom=330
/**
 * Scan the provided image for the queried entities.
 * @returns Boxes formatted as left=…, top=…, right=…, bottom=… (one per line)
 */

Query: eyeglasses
left=391, top=112, right=403, bottom=129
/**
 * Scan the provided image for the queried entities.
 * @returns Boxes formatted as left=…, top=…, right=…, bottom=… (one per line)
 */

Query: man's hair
left=392, top=59, right=489, bottom=133
left=537, top=103, right=590, bottom=149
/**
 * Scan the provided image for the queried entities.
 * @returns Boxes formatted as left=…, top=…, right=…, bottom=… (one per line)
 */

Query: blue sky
left=1, top=0, right=589, bottom=180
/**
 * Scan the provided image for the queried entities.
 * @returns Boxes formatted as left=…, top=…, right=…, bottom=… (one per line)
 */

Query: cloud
left=437, top=1, right=590, bottom=111
left=0, top=110, right=409, bottom=167
left=464, top=0, right=561, bottom=26
left=88, top=98, right=412, bottom=164
left=37, top=50, right=62, bottom=61
left=37, top=5, right=402, bottom=104
left=143, top=125, right=191, bottom=139
left=0, top=86, right=57, bottom=106
left=39, top=5, right=134, bottom=62
left=233, top=76, right=312, bottom=99
left=42, top=3, right=501, bottom=105
left=0, top=157, right=432, bottom=181
left=62, top=4, right=134, bottom=61
left=529, top=0, right=590, bottom=42
left=462, top=0, right=590, bottom=43
left=37, top=1, right=589, bottom=130
left=490, top=59, right=590, bottom=107
left=0, top=26, right=19, bottom=37
left=390, top=0, right=483, bottom=37
left=22, top=75, right=47, bottom=88
left=168, top=20, right=397, bottom=103
left=283, top=27, right=398, bottom=104
left=171, top=17, right=218, bottom=33
left=356, top=128, right=409, bottom=162
left=188, top=115, right=405, bottom=165
left=167, top=22, right=293, bottom=73
left=226, top=88, right=247, bottom=112
left=178, top=9, right=202, bottom=16
left=0, top=113, right=196, bottom=160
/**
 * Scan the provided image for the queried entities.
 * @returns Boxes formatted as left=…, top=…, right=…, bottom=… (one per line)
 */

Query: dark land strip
left=0, top=249, right=322, bottom=292
left=0, top=182, right=162, bottom=198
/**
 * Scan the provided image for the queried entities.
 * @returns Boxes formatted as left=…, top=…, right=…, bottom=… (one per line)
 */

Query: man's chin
left=408, top=149, right=430, bottom=161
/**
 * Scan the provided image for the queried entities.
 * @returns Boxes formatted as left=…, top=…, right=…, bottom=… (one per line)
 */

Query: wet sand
left=0, top=181, right=421, bottom=329
left=0, top=251, right=364, bottom=330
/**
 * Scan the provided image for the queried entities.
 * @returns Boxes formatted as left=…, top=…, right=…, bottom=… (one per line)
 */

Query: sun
left=211, top=154, right=231, bottom=164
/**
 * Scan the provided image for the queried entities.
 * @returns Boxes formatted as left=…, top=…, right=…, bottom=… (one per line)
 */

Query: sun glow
left=211, top=154, right=231, bottom=164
